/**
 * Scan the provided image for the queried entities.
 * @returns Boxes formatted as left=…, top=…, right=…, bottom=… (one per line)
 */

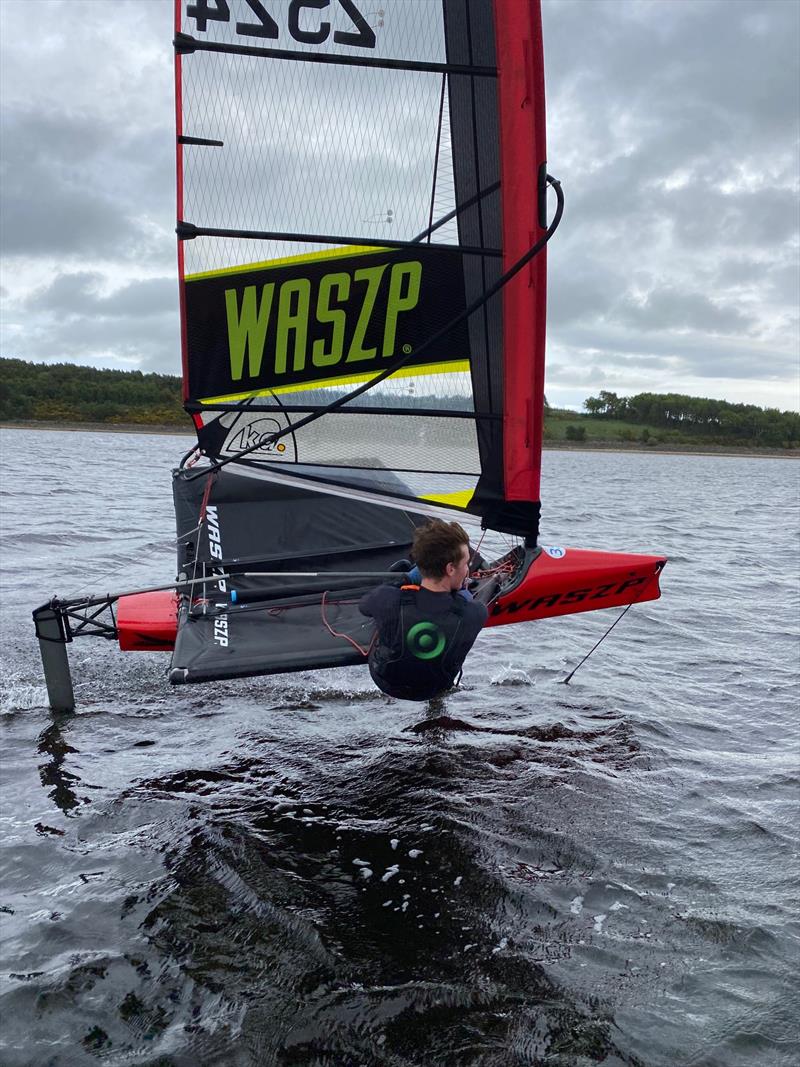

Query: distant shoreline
left=0, top=420, right=195, bottom=437
left=2, top=419, right=798, bottom=458
left=541, top=439, right=800, bottom=459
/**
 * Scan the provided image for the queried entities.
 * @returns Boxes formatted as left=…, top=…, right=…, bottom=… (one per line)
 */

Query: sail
left=174, top=0, right=548, bottom=538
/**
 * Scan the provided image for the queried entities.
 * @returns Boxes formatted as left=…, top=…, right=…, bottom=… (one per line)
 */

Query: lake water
left=1, top=428, right=798, bottom=1067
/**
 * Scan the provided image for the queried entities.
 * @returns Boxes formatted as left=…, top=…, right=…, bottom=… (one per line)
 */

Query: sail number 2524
left=186, top=0, right=376, bottom=48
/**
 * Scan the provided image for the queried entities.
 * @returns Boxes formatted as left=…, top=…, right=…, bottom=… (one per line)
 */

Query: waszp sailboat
left=33, top=0, right=665, bottom=710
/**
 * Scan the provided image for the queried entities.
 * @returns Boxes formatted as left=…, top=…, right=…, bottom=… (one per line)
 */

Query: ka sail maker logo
left=221, top=417, right=288, bottom=460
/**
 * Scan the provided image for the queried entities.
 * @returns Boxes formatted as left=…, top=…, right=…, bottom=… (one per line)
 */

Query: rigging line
left=64, top=530, right=195, bottom=600
left=320, top=590, right=375, bottom=657
left=57, top=573, right=403, bottom=614
left=411, top=181, right=500, bottom=244
left=187, top=175, right=564, bottom=483
left=187, top=470, right=216, bottom=602
left=64, top=515, right=214, bottom=599
left=426, top=74, right=448, bottom=244
left=179, top=443, right=201, bottom=468
left=267, top=388, right=300, bottom=463
left=561, top=567, right=664, bottom=684
left=560, top=604, right=635, bottom=686
left=469, top=527, right=489, bottom=570
left=190, top=595, right=370, bottom=621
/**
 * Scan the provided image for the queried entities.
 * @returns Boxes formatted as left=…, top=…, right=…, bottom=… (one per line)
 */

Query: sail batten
left=176, top=30, right=498, bottom=77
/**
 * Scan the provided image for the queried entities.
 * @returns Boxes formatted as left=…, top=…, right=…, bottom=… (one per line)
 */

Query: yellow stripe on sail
left=419, top=489, right=475, bottom=509
left=198, top=360, right=471, bottom=405
left=185, top=245, right=390, bottom=282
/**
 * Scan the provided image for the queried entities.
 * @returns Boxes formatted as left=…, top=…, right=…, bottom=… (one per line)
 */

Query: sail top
left=174, top=0, right=548, bottom=537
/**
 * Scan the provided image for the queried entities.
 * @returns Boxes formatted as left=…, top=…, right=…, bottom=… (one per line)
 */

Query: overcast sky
left=1, top=0, right=798, bottom=411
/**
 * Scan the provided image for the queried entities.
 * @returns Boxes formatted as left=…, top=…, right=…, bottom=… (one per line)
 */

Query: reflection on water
left=38, top=715, right=83, bottom=815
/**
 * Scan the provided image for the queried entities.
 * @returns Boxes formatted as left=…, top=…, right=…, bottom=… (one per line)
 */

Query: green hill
left=0, top=358, right=185, bottom=426
left=547, top=390, right=800, bottom=450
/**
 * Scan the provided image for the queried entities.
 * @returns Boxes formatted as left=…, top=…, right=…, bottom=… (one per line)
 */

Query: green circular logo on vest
left=406, top=621, right=446, bottom=660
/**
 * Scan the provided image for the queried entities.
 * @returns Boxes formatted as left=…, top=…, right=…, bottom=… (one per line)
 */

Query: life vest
left=368, top=585, right=466, bottom=701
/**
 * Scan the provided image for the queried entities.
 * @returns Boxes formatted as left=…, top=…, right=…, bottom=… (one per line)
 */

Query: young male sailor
left=359, top=520, right=488, bottom=702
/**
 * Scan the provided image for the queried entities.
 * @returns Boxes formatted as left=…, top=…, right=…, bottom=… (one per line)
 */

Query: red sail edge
left=495, top=0, right=548, bottom=507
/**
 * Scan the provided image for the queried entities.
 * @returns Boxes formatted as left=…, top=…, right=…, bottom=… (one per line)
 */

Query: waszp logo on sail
left=224, top=259, right=422, bottom=382
left=184, top=245, right=469, bottom=399
left=205, top=506, right=230, bottom=648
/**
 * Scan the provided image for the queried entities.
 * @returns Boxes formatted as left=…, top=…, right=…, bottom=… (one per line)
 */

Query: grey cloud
left=539, top=0, right=799, bottom=403
left=614, top=286, right=753, bottom=334
left=1, top=106, right=174, bottom=261
left=546, top=362, right=617, bottom=388
left=4, top=272, right=179, bottom=372
left=5, top=306, right=179, bottom=373
left=547, top=257, right=624, bottom=327
left=23, top=272, right=105, bottom=314
left=23, top=273, right=176, bottom=319
left=557, top=321, right=792, bottom=382
left=664, top=185, right=800, bottom=252
left=546, top=0, right=800, bottom=138
left=761, top=261, right=800, bottom=308
left=99, top=278, right=177, bottom=317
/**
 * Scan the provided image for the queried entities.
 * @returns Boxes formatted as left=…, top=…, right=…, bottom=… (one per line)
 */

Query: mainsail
left=175, top=0, right=549, bottom=537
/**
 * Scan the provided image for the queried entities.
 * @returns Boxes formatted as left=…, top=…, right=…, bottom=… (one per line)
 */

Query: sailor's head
left=412, top=520, right=471, bottom=591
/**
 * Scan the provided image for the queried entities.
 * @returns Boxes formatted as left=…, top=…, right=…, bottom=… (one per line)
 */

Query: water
left=1, top=428, right=798, bottom=1067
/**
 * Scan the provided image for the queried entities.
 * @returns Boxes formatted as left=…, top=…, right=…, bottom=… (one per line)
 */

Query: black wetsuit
left=359, top=583, right=488, bottom=701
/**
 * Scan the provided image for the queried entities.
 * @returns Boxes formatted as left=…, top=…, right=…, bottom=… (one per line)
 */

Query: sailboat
left=33, top=0, right=665, bottom=711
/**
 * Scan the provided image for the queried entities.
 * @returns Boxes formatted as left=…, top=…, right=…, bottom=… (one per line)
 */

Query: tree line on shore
left=572, top=390, right=799, bottom=448
left=0, top=358, right=183, bottom=426
left=0, top=358, right=797, bottom=449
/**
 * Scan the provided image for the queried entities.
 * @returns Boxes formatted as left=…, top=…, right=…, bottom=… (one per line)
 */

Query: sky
left=1, top=0, right=798, bottom=412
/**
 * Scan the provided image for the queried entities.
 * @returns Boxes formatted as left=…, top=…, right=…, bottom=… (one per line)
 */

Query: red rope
left=320, top=590, right=375, bottom=657
left=198, top=472, right=215, bottom=524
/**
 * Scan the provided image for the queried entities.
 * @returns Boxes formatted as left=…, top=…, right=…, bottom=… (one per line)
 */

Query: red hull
left=486, top=547, right=665, bottom=628
left=116, top=548, right=665, bottom=654
left=117, top=590, right=179, bottom=651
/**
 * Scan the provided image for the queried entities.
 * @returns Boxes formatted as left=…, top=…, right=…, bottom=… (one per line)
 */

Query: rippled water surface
left=1, top=428, right=798, bottom=1067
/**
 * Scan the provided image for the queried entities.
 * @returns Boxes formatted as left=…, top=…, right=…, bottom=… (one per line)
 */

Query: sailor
left=359, top=519, right=488, bottom=701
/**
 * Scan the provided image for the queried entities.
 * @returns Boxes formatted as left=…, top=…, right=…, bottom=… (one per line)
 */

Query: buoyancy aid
left=368, top=585, right=466, bottom=701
